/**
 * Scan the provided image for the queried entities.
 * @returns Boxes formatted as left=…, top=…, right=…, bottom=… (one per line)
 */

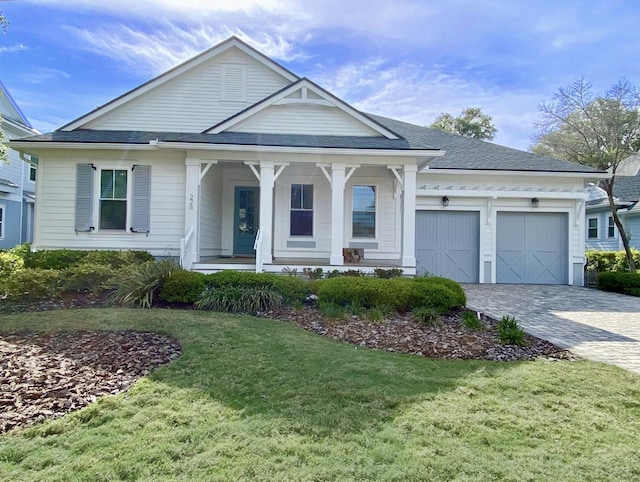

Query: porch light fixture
left=531, top=197, right=540, bottom=208
left=442, top=196, right=449, bottom=207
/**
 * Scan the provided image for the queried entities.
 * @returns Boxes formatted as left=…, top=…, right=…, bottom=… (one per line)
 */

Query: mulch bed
left=0, top=294, right=579, bottom=433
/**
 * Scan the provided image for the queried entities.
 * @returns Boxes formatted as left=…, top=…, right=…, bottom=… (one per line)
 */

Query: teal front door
left=233, top=187, right=259, bottom=255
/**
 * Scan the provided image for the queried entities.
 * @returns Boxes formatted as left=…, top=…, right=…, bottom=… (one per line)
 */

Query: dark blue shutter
left=75, top=163, right=94, bottom=232
left=131, top=165, right=151, bottom=233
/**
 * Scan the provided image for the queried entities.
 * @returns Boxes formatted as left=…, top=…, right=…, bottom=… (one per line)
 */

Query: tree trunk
left=604, top=179, right=636, bottom=272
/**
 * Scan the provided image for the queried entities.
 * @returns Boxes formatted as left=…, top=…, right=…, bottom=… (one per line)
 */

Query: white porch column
left=401, top=165, right=417, bottom=267
left=330, top=163, right=346, bottom=265
left=259, top=160, right=275, bottom=265
left=184, top=157, right=200, bottom=263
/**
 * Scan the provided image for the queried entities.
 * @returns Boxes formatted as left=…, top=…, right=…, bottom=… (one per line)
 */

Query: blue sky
left=1, top=0, right=639, bottom=150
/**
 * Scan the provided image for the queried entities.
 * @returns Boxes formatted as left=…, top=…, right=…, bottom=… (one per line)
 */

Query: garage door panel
left=416, top=211, right=479, bottom=283
left=497, top=212, right=568, bottom=285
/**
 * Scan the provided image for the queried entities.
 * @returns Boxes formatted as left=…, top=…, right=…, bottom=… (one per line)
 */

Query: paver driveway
left=463, top=284, right=640, bottom=375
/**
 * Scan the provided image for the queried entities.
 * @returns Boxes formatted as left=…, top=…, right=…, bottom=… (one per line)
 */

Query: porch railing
left=254, top=228, right=263, bottom=273
left=180, top=226, right=196, bottom=270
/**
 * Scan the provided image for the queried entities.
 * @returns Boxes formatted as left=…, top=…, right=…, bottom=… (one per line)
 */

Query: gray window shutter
left=131, top=165, right=151, bottom=233
left=75, top=163, right=94, bottom=232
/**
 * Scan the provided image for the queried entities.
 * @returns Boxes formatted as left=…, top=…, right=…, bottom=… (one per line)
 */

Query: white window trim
left=289, top=183, right=315, bottom=238
left=587, top=215, right=599, bottom=240
left=93, top=164, right=133, bottom=233
left=0, top=204, right=4, bottom=239
left=351, top=184, right=378, bottom=240
left=607, top=215, right=617, bottom=239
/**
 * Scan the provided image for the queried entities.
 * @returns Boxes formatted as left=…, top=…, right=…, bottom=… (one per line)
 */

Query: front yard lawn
left=1, top=308, right=640, bottom=481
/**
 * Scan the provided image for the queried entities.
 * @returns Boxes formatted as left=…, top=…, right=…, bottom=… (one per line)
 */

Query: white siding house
left=10, top=37, right=606, bottom=285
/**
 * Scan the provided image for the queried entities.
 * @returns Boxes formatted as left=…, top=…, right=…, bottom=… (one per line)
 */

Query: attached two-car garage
left=415, top=210, right=569, bottom=284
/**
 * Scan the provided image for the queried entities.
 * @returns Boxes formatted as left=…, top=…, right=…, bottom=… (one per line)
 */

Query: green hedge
left=0, top=251, right=24, bottom=280
left=159, top=269, right=207, bottom=303
left=204, top=271, right=308, bottom=304
left=22, top=248, right=154, bottom=270
left=597, top=272, right=640, bottom=296
left=0, top=268, right=65, bottom=300
left=316, top=276, right=464, bottom=313
left=586, top=250, right=640, bottom=272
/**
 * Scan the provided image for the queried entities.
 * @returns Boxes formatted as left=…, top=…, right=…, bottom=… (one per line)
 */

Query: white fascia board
left=417, top=188, right=587, bottom=200
left=210, top=78, right=400, bottom=139
left=2, top=117, right=39, bottom=137
left=423, top=167, right=608, bottom=180
left=8, top=141, right=160, bottom=153
left=60, top=37, right=299, bottom=132
left=155, top=140, right=443, bottom=157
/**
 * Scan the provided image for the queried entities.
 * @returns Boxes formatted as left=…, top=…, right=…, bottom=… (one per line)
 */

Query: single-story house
left=10, top=37, right=606, bottom=285
left=0, top=80, right=38, bottom=249
left=586, top=159, right=640, bottom=251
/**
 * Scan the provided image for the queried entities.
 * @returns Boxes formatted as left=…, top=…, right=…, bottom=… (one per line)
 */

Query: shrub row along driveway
left=463, top=284, right=640, bottom=375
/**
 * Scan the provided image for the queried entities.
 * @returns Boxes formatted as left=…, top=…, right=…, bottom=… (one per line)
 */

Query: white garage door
left=496, top=212, right=568, bottom=284
left=415, top=211, right=479, bottom=282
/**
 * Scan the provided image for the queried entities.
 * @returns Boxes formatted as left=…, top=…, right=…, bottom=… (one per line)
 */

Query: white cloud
left=312, top=59, right=543, bottom=150
left=21, top=67, right=70, bottom=84
left=0, top=44, right=28, bottom=54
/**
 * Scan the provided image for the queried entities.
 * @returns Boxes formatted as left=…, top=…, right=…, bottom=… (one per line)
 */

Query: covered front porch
left=178, top=151, right=424, bottom=274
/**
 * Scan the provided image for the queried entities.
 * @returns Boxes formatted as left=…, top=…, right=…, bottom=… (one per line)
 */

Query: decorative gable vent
left=221, top=64, right=247, bottom=102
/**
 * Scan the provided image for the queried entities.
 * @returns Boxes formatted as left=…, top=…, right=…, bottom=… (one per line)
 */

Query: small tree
left=429, top=107, right=497, bottom=141
left=532, top=78, right=640, bottom=272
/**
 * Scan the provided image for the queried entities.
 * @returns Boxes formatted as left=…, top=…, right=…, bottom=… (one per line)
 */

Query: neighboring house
left=10, top=37, right=605, bottom=285
left=586, top=171, right=640, bottom=251
left=0, top=80, right=39, bottom=249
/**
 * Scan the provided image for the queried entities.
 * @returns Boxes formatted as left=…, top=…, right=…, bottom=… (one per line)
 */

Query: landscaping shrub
left=412, top=307, right=440, bottom=326
left=318, top=301, right=346, bottom=320
left=413, top=276, right=467, bottom=307
left=159, top=269, right=206, bottom=303
left=205, top=271, right=308, bottom=304
left=497, top=316, right=526, bottom=346
left=194, top=285, right=284, bottom=313
left=23, top=249, right=153, bottom=270
left=64, top=263, right=114, bottom=295
left=0, top=250, right=24, bottom=280
left=316, top=277, right=462, bottom=313
left=586, top=249, right=640, bottom=272
left=0, top=268, right=64, bottom=300
left=462, top=310, right=483, bottom=330
left=597, top=271, right=640, bottom=296
left=302, top=267, right=324, bottom=280
left=108, top=260, right=177, bottom=308
left=373, top=268, right=404, bottom=279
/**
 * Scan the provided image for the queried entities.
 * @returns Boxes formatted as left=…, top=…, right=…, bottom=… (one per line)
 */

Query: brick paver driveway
left=463, top=284, right=640, bottom=375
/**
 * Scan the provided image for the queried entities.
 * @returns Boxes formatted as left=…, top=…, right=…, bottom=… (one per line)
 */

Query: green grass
left=1, top=308, right=640, bottom=481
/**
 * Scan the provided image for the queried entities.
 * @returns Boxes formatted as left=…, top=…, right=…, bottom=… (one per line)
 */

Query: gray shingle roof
left=613, top=175, right=640, bottom=201
left=369, top=115, right=603, bottom=173
left=16, top=115, right=606, bottom=174
left=18, top=129, right=428, bottom=150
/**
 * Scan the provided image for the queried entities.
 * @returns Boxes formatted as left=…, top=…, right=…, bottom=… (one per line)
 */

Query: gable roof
left=370, top=115, right=605, bottom=174
left=205, top=77, right=401, bottom=139
left=0, top=80, right=33, bottom=129
left=59, top=36, right=300, bottom=132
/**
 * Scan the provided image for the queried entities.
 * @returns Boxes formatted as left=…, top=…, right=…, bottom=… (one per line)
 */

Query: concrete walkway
left=463, top=284, right=640, bottom=375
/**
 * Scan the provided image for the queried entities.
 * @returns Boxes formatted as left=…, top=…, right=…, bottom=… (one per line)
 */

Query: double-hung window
left=587, top=217, right=598, bottom=239
left=0, top=205, right=4, bottom=239
left=290, top=184, right=313, bottom=236
left=29, top=165, right=36, bottom=182
left=75, top=163, right=151, bottom=234
left=100, top=169, right=128, bottom=230
left=608, top=216, right=616, bottom=238
left=352, top=185, right=376, bottom=238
